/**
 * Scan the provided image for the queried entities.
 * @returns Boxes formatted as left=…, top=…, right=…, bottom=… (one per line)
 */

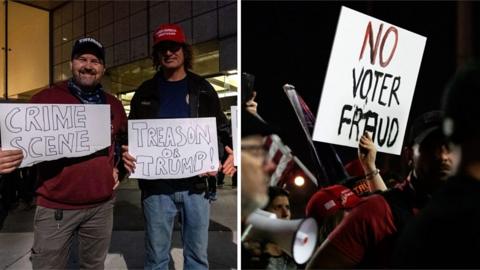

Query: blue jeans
left=143, top=191, right=210, bottom=270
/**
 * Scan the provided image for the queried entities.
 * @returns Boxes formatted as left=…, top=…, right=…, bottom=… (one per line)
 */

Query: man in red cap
left=306, top=185, right=361, bottom=221
left=306, top=111, right=455, bottom=268
left=306, top=185, right=361, bottom=244
left=122, top=23, right=235, bottom=270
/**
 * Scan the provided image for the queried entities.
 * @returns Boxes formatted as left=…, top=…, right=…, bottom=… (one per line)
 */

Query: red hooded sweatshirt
left=30, top=81, right=127, bottom=209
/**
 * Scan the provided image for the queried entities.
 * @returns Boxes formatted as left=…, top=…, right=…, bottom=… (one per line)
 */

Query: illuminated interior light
left=294, top=176, right=305, bottom=187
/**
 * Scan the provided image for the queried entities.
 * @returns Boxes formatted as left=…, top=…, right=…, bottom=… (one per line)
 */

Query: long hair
left=317, top=209, right=346, bottom=245
left=151, top=43, right=193, bottom=71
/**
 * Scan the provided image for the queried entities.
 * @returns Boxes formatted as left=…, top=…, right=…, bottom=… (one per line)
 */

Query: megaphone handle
left=241, top=224, right=253, bottom=242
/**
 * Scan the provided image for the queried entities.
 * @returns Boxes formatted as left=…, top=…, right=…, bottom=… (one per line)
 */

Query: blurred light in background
left=294, top=176, right=305, bottom=187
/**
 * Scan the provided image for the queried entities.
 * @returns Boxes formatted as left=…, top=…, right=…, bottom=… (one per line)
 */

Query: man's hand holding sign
left=0, top=149, right=23, bottom=174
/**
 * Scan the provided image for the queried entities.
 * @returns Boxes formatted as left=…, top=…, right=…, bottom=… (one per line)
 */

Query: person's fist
left=121, top=145, right=136, bottom=174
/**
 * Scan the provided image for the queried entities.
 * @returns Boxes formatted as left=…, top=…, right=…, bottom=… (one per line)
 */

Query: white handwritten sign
left=128, top=117, right=219, bottom=179
left=231, top=106, right=238, bottom=166
left=312, top=6, right=426, bottom=155
left=0, top=103, right=111, bottom=167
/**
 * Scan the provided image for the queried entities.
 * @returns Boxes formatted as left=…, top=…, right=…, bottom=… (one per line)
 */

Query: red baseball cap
left=305, top=185, right=361, bottom=223
left=153, top=23, right=186, bottom=46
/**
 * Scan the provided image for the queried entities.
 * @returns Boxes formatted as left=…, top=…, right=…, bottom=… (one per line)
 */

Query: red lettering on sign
left=359, top=21, right=399, bottom=68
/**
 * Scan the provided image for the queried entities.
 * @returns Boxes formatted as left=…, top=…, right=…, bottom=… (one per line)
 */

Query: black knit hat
left=408, top=111, right=443, bottom=146
left=442, top=61, right=480, bottom=144
left=71, top=37, right=105, bottom=64
left=242, top=72, right=256, bottom=105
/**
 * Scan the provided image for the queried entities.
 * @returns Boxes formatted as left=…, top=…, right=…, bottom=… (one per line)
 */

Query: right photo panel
left=241, top=1, right=480, bottom=269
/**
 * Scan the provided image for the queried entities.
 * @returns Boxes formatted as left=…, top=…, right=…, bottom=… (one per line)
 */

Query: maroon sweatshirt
left=30, top=81, right=127, bottom=209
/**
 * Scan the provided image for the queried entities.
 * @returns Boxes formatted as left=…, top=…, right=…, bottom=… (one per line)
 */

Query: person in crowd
left=393, top=62, right=480, bottom=268
left=265, top=186, right=291, bottom=219
left=121, top=23, right=235, bottom=270
left=241, top=152, right=269, bottom=220
left=242, top=186, right=297, bottom=270
left=0, top=149, right=24, bottom=229
left=305, top=135, right=386, bottom=249
left=24, top=37, right=127, bottom=269
left=306, top=110, right=455, bottom=268
left=261, top=187, right=297, bottom=270
left=241, top=71, right=283, bottom=269
left=306, top=184, right=361, bottom=245
left=240, top=72, right=277, bottom=219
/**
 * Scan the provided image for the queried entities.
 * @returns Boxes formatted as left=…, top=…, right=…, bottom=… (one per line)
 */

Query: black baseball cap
left=71, top=37, right=105, bottom=64
left=408, top=111, right=443, bottom=146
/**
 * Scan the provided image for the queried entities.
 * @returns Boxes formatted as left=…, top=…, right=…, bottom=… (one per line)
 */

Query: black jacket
left=129, top=71, right=232, bottom=193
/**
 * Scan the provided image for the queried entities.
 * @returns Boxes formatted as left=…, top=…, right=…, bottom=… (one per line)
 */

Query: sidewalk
left=0, top=178, right=237, bottom=270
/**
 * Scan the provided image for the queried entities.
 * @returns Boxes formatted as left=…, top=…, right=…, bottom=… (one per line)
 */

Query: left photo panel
left=0, top=1, right=238, bottom=269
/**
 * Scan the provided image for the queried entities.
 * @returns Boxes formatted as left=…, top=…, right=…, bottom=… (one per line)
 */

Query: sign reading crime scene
left=0, top=104, right=111, bottom=167
left=128, top=117, right=219, bottom=179
left=312, top=6, right=427, bottom=155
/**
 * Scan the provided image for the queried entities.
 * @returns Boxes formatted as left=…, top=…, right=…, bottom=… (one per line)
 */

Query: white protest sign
left=0, top=103, right=111, bottom=167
left=231, top=106, right=238, bottom=166
left=128, top=117, right=219, bottom=179
left=312, top=6, right=426, bottom=155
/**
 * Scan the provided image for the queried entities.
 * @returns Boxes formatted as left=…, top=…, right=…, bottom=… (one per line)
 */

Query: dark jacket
left=129, top=71, right=231, bottom=194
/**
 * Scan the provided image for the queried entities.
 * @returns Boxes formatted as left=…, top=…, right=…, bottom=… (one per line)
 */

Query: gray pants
left=31, top=198, right=115, bottom=270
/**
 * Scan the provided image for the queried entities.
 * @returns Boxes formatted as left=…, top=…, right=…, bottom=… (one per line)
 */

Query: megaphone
left=244, top=209, right=318, bottom=264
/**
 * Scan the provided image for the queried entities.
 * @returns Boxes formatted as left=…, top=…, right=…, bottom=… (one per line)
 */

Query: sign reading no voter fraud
left=312, top=6, right=427, bottom=155
left=128, top=117, right=219, bottom=179
left=0, top=104, right=111, bottom=167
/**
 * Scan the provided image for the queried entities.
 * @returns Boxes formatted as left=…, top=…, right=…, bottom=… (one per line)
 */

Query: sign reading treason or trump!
left=313, top=6, right=427, bottom=155
left=128, top=117, right=219, bottom=179
left=0, top=104, right=111, bottom=167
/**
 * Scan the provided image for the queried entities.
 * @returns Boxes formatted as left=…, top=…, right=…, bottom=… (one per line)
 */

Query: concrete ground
left=0, top=178, right=237, bottom=270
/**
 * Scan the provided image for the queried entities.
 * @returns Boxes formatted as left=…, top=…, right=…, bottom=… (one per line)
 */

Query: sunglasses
left=157, top=41, right=182, bottom=53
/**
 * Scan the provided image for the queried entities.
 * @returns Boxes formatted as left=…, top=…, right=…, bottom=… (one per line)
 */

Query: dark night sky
left=242, top=1, right=470, bottom=180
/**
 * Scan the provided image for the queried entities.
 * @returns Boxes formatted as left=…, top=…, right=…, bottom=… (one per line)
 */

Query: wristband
left=365, top=168, right=380, bottom=179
